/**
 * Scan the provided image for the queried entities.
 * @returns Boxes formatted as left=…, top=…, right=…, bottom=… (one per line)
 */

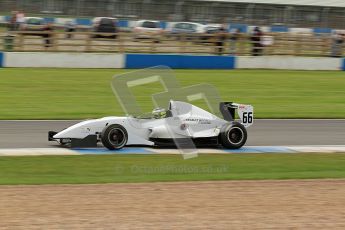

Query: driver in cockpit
left=152, top=107, right=167, bottom=119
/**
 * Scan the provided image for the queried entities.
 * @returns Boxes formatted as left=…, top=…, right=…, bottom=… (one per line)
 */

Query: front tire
left=220, top=122, right=247, bottom=149
left=101, top=124, right=128, bottom=150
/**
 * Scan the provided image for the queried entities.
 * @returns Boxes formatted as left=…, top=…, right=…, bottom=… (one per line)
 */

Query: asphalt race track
left=0, top=119, right=344, bottom=148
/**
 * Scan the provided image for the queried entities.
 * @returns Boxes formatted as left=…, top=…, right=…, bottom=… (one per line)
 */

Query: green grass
left=0, top=153, right=345, bottom=185
left=0, top=68, right=344, bottom=119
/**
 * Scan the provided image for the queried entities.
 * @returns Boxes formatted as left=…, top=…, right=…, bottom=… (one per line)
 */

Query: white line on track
left=1, top=119, right=345, bottom=121
left=1, top=146, right=345, bottom=156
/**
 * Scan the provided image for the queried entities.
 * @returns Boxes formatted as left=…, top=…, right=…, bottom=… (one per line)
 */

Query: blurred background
left=1, top=0, right=345, bottom=28
left=0, top=0, right=344, bottom=56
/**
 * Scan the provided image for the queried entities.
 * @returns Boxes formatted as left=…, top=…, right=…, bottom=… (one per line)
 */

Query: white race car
left=49, top=100, right=253, bottom=150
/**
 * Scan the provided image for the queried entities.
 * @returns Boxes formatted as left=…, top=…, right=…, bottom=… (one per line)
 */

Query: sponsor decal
left=184, top=118, right=211, bottom=124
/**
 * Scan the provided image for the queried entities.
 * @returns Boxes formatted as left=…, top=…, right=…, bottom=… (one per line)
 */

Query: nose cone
left=53, top=120, right=93, bottom=139
left=52, top=117, right=127, bottom=139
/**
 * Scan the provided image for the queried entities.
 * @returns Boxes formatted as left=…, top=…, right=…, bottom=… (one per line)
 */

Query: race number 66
left=242, top=112, right=253, bottom=124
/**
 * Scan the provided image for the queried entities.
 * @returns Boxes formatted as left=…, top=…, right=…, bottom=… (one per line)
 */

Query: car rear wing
left=219, top=102, right=254, bottom=127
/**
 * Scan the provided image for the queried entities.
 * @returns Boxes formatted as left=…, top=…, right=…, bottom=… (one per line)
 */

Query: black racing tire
left=101, top=124, right=128, bottom=150
left=219, top=122, right=247, bottom=149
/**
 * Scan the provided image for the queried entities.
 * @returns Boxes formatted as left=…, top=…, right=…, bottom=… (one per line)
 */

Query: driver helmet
left=152, top=107, right=167, bottom=118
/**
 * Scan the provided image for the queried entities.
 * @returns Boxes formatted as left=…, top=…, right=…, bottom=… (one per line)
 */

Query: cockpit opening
left=152, top=107, right=172, bottom=119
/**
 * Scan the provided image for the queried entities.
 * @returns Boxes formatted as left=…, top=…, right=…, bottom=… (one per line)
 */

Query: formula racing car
left=49, top=100, right=253, bottom=150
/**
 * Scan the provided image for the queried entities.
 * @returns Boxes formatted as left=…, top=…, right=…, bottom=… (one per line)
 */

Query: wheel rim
left=227, top=127, right=244, bottom=145
left=108, top=128, right=126, bottom=147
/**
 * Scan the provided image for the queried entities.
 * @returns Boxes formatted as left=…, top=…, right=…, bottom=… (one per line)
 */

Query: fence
left=1, top=31, right=344, bottom=57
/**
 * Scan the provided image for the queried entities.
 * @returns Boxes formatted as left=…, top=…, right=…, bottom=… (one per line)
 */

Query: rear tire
left=101, top=124, right=128, bottom=150
left=220, top=122, right=247, bottom=149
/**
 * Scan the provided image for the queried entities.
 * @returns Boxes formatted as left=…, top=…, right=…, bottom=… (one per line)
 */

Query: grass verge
left=0, top=69, right=345, bottom=119
left=1, top=153, right=345, bottom=185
